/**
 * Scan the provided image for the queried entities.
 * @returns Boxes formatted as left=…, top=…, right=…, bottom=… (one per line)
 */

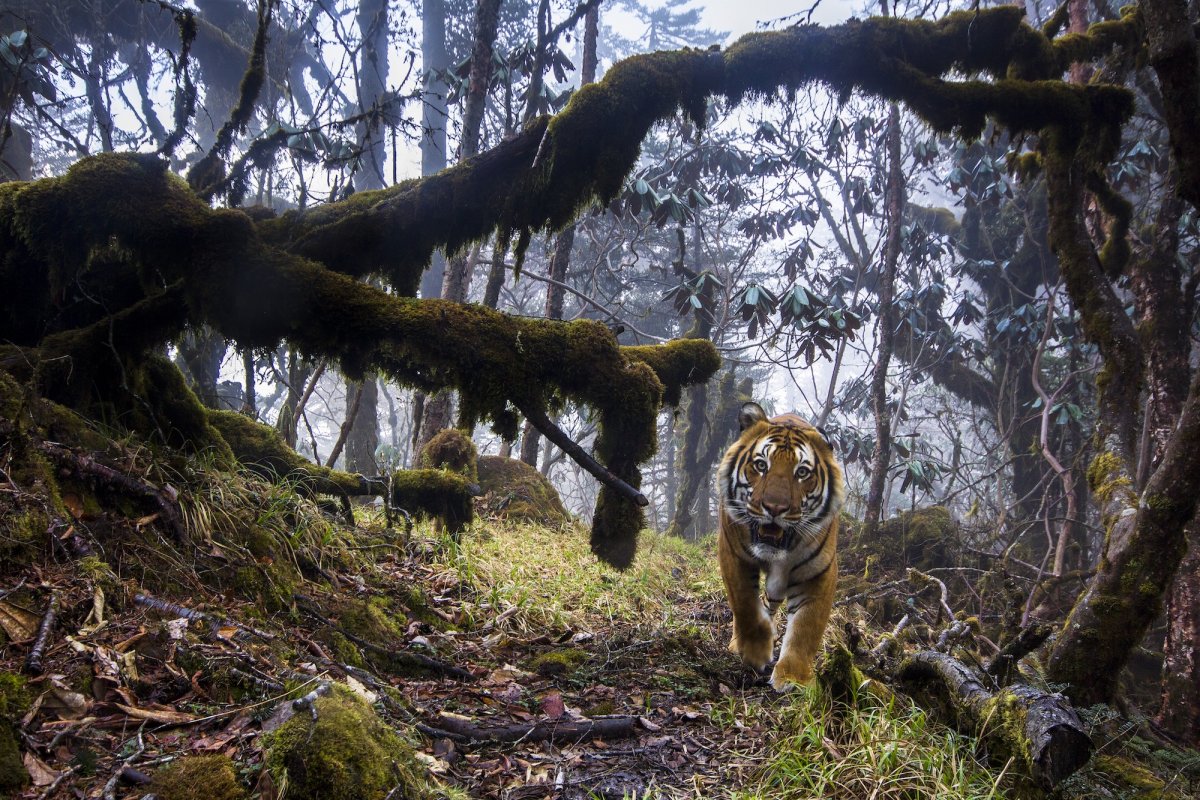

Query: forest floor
left=1, top=466, right=1198, bottom=799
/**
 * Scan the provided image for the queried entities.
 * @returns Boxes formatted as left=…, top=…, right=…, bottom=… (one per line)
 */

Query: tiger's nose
left=762, top=500, right=788, bottom=518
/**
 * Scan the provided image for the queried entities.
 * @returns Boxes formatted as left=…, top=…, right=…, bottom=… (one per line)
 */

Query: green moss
left=1087, top=451, right=1132, bottom=504
left=325, top=632, right=363, bottom=668
left=0, top=674, right=30, bottom=719
left=263, top=687, right=435, bottom=800
left=390, top=469, right=475, bottom=534
left=0, top=674, right=30, bottom=794
left=418, top=428, right=478, bottom=482
left=858, top=506, right=956, bottom=570
left=476, top=456, right=569, bottom=525
left=1090, top=755, right=1180, bottom=800
left=527, top=648, right=588, bottom=676
left=76, top=556, right=121, bottom=594
left=0, top=508, right=48, bottom=562
left=341, top=597, right=406, bottom=644
left=150, top=754, right=247, bottom=800
left=0, top=725, right=27, bottom=793
left=396, top=585, right=452, bottom=631
left=206, top=408, right=360, bottom=497
left=622, top=339, right=721, bottom=407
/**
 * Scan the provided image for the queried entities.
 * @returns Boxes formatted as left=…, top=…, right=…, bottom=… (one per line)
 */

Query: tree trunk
left=418, top=0, right=449, bottom=301
left=176, top=326, right=227, bottom=409
left=345, top=376, right=380, bottom=475
left=1045, top=369, right=1200, bottom=704
left=241, top=348, right=257, bottom=418
left=1159, top=516, right=1200, bottom=744
left=417, top=0, right=504, bottom=454
left=863, top=103, right=904, bottom=536
left=668, top=372, right=749, bottom=540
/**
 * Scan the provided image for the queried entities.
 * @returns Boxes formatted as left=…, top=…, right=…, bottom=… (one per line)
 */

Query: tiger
left=716, top=401, right=845, bottom=691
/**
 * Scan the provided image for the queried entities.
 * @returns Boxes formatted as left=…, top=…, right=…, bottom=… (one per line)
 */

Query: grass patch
left=443, top=521, right=723, bottom=632
left=735, top=685, right=1015, bottom=800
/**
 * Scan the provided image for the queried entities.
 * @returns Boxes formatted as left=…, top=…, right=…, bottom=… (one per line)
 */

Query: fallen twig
left=37, top=442, right=188, bottom=544
left=429, top=712, right=638, bottom=745
left=25, top=589, right=60, bottom=674
left=134, top=592, right=276, bottom=640
left=101, top=724, right=147, bottom=800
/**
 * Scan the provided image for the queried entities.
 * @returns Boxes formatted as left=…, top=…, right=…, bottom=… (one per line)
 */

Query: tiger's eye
left=753, top=458, right=768, bottom=474
left=796, top=465, right=812, bottom=479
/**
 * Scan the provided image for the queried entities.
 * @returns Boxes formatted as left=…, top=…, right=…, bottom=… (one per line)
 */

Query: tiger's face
left=718, top=402, right=844, bottom=555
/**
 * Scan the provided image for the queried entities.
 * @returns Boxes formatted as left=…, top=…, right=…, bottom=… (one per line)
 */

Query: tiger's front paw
left=732, top=623, right=774, bottom=672
left=770, top=656, right=814, bottom=692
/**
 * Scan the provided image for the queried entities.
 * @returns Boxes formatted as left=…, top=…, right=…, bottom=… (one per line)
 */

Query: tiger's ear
left=738, top=402, right=768, bottom=431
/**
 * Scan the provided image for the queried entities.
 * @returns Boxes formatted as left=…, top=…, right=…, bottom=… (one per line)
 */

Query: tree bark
left=1046, top=368, right=1200, bottom=704
left=176, top=326, right=226, bottom=409
left=1159, top=516, right=1200, bottom=745
left=345, top=376, right=380, bottom=475
left=417, top=0, right=504, bottom=454
left=863, top=103, right=904, bottom=536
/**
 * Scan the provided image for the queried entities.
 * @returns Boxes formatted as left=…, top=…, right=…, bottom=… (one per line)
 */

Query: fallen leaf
left=133, top=513, right=160, bottom=527
left=42, top=679, right=91, bottom=720
left=637, top=716, right=661, bottom=732
left=0, top=600, right=39, bottom=641
left=62, top=493, right=85, bottom=519
left=540, top=692, right=565, bottom=719
left=114, top=703, right=197, bottom=725
left=22, top=752, right=56, bottom=786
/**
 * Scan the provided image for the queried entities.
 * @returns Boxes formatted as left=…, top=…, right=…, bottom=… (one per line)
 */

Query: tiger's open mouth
left=751, top=521, right=791, bottom=550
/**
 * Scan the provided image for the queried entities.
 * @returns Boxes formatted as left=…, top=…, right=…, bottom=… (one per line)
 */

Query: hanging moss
left=390, top=469, right=474, bottom=535
left=476, top=455, right=569, bottom=525
left=418, top=428, right=478, bottom=482
left=150, top=754, right=247, bottom=800
left=263, top=686, right=436, bottom=800
left=623, top=339, right=723, bottom=407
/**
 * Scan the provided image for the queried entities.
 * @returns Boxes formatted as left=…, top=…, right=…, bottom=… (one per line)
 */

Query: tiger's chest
left=747, top=523, right=836, bottom=598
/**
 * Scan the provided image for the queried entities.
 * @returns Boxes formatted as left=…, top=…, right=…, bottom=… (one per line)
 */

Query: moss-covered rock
left=477, top=456, right=569, bottom=525
left=263, top=687, right=435, bottom=800
left=390, top=468, right=475, bottom=534
left=150, top=754, right=247, bottom=800
left=852, top=506, right=957, bottom=572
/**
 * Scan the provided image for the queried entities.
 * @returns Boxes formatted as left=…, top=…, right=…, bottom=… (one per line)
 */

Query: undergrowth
left=731, top=684, right=1013, bottom=800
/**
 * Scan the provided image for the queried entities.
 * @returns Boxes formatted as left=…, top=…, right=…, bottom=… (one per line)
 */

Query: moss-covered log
left=898, top=650, right=1093, bottom=791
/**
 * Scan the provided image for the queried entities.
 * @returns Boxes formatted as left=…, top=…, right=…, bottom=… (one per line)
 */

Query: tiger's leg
left=719, top=531, right=773, bottom=671
left=771, top=558, right=837, bottom=692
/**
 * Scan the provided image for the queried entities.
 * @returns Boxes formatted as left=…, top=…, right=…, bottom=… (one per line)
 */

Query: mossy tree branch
left=0, top=5, right=1162, bottom=578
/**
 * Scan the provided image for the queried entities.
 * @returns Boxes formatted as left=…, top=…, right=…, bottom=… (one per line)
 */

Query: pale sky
left=698, top=0, right=862, bottom=41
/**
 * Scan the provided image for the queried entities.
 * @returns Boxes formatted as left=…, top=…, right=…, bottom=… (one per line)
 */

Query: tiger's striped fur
left=716, top=401, right=845, bottom=691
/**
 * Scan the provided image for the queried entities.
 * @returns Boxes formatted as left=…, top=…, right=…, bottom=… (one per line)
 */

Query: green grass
left=734, top=684, right=1014, bottom=800
left=440, top=520, right=723, bottom=632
